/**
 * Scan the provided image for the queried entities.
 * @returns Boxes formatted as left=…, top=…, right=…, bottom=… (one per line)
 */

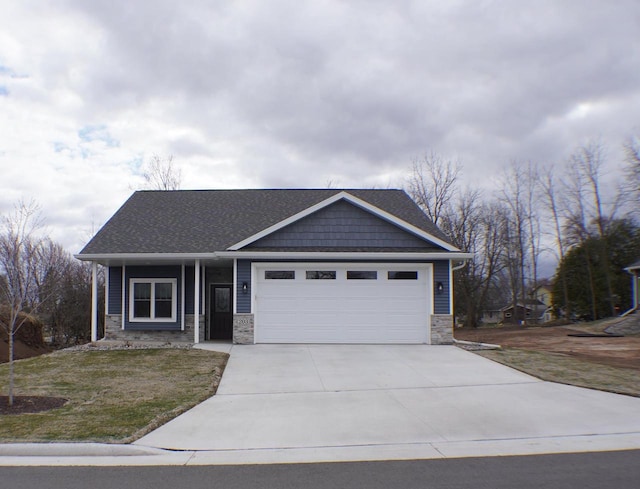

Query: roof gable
left=234, top=192, right=454, bottom=251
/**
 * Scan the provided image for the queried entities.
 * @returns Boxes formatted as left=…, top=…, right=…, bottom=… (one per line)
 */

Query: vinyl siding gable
left=246, top=200, right=445, bottom=251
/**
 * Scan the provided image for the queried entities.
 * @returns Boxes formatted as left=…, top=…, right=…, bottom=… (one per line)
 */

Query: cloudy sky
left=1, top=0, right=638, bottom=255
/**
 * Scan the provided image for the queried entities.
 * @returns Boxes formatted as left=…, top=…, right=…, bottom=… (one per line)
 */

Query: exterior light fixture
left=242, top=282, right=248, bottom=294
left=436, top=282, right=444, bottom=294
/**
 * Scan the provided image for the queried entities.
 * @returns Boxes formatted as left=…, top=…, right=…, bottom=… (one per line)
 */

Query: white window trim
left=129, top=278, right=178, bottom=322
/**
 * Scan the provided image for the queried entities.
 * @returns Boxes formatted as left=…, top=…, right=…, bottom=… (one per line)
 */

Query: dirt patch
left=0, top=340, right=50, bottom=364
left=455, top=324, right=640, bottom=371
left=0, top=310, right=51, bottom=363
left=0, top=396, right=68, bottom=415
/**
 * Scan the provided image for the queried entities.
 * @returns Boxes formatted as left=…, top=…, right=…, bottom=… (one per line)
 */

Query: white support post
left=91, top=261, right=98, bottom=342
left=194, top=259, right=201, bottom=343
left=121, top=265, right=126, bottom=330
left=105, top=266, right=110, bottom=318
left=181, top=264, right=185, bottom=331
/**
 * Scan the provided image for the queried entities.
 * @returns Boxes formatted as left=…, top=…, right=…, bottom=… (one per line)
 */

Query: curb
left=0, top=443, right=166, bottom=457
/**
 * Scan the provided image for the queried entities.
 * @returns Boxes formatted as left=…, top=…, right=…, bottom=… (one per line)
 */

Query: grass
left=0, top=348, right=228, bottom=443
left=476, top=348, right=640, bottom=397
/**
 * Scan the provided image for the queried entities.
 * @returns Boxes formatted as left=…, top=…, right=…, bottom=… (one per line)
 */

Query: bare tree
left=539, top=164, right=570, bottom=317
left=499, top=163, right=529, bottom=324
left=0, top=200, right=46, bottom=406
left=407, top=151, right=461, bottom=226
left=523, top=162, right=542, bottom=300
left=570, top=141, right=618, bottom=316
left=623, top=135, right=640, bottom=210
left=442, top=191, right=505, bottom=327
left=142, top=154, right=182, bottom=190
left=563, top=161, right=599, bottom=319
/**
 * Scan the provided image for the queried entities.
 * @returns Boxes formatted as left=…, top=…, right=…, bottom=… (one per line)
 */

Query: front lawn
left=0, top=348, right=228, bottom=442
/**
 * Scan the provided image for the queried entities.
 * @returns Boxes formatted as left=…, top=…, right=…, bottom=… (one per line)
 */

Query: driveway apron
left=135, top=345, right=640, bottom=452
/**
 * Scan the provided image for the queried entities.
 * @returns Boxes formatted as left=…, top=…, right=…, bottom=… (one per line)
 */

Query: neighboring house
left=500, top=299, right=547, bottom=325
left=532, top=282, right=555, bottom=322
left=532, top=283, right=553, bottom=308
left=481, top=310, right=500, bottom=324
left=625, top=259, right=640, bottom=310
left=479, top=305, right=503, bottom=325
left=76, top=189, right=472, bottom=345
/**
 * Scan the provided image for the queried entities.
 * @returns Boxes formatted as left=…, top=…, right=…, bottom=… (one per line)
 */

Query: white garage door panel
left=254, top=264, right=432, bottom=344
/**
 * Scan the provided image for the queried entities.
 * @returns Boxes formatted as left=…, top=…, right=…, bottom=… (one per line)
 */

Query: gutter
left=76, top=251, right=476, bottom=263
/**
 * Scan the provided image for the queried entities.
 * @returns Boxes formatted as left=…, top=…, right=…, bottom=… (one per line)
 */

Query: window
left=388, top=271, right=418, bottom=280
left=129, top=279, right=177, bottom=322
left=265, top=270, right=295, bottom=280
left=306, top=271, right=336, bottom=280
left=347, top=270, right=377, bottom=280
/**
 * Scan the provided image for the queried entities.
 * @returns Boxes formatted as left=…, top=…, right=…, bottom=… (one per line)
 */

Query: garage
left=253, top=263, right=432, bottom=344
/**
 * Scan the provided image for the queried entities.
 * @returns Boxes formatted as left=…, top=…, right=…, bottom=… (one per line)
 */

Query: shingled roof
left=78, top=189, right=454, bottom=255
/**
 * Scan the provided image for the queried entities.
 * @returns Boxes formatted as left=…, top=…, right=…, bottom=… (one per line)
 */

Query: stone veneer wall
left=430, top=314, right=453, bottom=344
left=104, top=314, right=205, bottom=343
left=233, top=314, right=254, bottom=344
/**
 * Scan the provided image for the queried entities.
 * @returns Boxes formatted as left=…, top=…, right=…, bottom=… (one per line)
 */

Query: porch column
left=91, top=261, right=98, bottom=342
left=194, top=259, right=200, bottom=344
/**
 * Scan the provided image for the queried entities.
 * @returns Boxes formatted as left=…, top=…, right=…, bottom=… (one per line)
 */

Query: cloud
left=0, top=0, right=638, bottom=255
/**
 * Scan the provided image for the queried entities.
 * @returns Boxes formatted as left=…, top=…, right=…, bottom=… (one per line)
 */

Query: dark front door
left=209, top=284, right=233, bottom=340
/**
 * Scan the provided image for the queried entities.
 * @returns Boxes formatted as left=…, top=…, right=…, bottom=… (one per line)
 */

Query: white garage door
left=254, top=263, right=432, bottom=344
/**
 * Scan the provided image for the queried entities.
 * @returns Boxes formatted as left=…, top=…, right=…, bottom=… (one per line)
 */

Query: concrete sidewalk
left=2, top=344, right=640, bottom=466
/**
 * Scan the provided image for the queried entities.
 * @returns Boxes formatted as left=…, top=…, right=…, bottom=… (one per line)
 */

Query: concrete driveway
left=135, top=345, right=640, bottom=463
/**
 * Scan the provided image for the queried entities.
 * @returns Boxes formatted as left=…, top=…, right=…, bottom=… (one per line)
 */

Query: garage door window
left=265, top=270, right=295, bottom=279
left=347, top=270, right=377, bottom=280
left=306, top=271, right=336, bottom=280
left=388, top=271, right=418, bottom=280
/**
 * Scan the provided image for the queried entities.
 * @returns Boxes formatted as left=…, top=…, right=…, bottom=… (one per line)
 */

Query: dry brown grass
left=477, top=348, right=640, bottom=397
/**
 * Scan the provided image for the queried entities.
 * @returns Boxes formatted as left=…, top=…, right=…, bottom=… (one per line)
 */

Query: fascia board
left=76, top=251, right=475, bottom=265
left=74, top=253, right=219, bottom=265
left=227, top=191, right=460, bottom=252
left=217, top=251, right=475, bottom=260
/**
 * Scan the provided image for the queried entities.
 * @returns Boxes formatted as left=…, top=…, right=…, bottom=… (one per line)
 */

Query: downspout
left=450, top=258, right=471, bottom=327
left=621, top=268, right=638, bottom=316
left=451, top=260, right=468, bottom=272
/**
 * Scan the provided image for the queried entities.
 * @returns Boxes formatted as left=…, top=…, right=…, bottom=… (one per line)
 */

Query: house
left=479, top=305, right=503, bottom=325
left=625, top=259, right=640, bottom=310
left=532, top=283, right=553, bottom=308
left=76, top=189, right=472, bottom=345
left=532, top=281, right=555, bottom=322
left=500, top=299, right=547, bottom=325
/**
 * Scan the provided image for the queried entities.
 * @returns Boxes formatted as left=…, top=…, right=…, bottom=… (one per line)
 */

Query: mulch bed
left=0, top=396, right=68, bottom=415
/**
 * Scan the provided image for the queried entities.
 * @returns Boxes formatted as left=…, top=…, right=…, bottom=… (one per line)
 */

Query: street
left=2, top=450, right=639, bottom=489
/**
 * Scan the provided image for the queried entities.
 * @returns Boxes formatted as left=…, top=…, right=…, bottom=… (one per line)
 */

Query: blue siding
left=249, top=200, right=441, bottom=249
left=184, top=266, right=205, bottom=315
left=124, top=265, right=182, bottom=330
left=107, top=266, right=122, bottom=315
left=184, top=266, right=194, bottom=314
left=433, top=260, right=451, bottom=314
left=236, top=260, right=252, bottom=313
